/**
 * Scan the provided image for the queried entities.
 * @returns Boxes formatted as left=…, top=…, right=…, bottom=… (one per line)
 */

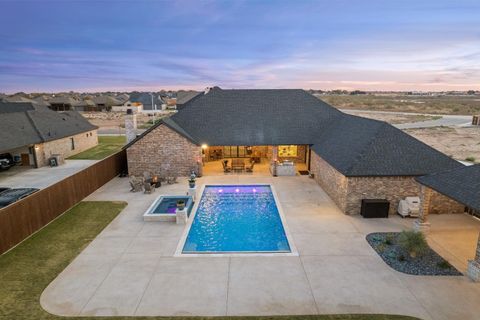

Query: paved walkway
left=0, top=159, right=98, bottom=189
left=41, top=175, right=480, bottom=319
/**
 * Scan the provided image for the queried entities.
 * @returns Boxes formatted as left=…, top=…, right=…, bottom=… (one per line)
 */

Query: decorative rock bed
left=366, top=232, right=462, bottom=276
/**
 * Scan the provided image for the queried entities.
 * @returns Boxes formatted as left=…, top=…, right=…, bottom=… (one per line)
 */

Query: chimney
left=125, top=108, right=137, bottom=143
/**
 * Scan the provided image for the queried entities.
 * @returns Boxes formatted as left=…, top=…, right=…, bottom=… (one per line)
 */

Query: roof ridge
left=25, top=110, right=46, bottom=142
left=343, top=120, right=389, bottom=175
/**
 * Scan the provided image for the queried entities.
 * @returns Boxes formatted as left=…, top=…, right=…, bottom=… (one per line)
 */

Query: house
left=49, top=96, right=79, bottom=111
left=128, top=92, right=165, bottom=111
left=124, top=87, right=464, bottom=215
left=0, top=102, right=98, bottom=167
left=74, top=99, right=96, bottom=112
left=91, top=96, right=122, bottom=111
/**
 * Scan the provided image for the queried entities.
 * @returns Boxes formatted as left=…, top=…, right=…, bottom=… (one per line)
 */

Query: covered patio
left=202, top=145, right=309, bottom=176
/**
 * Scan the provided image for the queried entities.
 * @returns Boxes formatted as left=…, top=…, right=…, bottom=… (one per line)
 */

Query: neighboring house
left=0, top=102, right=98, bottom=168
left=49, top=96, right=79, bottom=111
left=91, top=96, right=122, bottom=111
left=125, top=87, right=464, bottom=215
left=74, top=99, right=96, bottom=111
left=128, top=92, right=165, bottom=111
left=113, top=100, right=143, bottom=113
left=115, top=93, right=130, bottom=105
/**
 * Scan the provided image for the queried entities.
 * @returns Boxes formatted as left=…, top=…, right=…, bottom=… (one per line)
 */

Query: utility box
left=361, top=199, right=390, bottom=218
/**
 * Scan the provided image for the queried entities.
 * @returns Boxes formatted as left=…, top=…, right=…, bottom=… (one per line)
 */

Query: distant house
left=128, top=92, right=165, bottom=111
left=91, top=96, right=122, bottom=111
left=115, top=93, right=130, bottom=105
left=0, top=102, right=98, bottom=168
left=74, top=99, right=96, bottom=112
left=49, top=96, right=79, bottom=111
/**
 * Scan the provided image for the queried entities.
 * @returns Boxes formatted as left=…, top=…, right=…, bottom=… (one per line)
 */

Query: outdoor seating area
left=221, top=158, right=256, bottom=173
left=129, top=171, right=177, bottom=193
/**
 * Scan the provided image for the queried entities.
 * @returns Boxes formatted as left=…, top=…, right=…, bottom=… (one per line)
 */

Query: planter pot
left=176, top=201, right=186, bottom=210
left=189, top=182, right=195, bottom=188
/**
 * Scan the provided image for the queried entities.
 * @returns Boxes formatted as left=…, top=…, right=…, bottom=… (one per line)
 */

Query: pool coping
left=174, top=183, right=299, bottom=257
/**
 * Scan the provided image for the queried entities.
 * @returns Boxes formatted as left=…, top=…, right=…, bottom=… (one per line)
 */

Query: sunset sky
left=1, top=0, right=479, bottom=93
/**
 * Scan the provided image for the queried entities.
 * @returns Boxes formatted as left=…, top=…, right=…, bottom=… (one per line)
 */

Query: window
left=70, top=138, right=75, bottom=150
left=278, top=145, right=297, bottom=157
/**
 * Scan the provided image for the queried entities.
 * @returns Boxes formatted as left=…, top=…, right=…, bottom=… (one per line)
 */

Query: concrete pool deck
left=41, top=175, right=480, bottom=319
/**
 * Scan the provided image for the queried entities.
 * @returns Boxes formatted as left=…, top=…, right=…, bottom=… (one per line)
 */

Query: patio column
left=413, top=185, right=432, bottom=233
left=271, top=146, right=278, bottom=176
left=467, top=234, right=480, bottom=282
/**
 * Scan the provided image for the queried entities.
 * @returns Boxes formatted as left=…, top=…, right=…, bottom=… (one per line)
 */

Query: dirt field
left=405, top=126, right=480, bottom=163
left=320, top=94, right=480, bottom=115
left=344, top=111, right=441, bottom=125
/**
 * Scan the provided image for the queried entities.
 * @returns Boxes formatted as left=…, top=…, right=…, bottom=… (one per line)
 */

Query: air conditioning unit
left=397, top=197, right=420, bottom=218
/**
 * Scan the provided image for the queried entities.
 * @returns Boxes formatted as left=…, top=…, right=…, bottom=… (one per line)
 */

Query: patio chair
left=222, top=160, right=231, bottom=173
left=144, top=181, right=155, bottom=194
left=129, top=175, right=144, bottom=192
left=245, top=160, right=255, bottom=173
left=143, top=171, right=152, bottom=182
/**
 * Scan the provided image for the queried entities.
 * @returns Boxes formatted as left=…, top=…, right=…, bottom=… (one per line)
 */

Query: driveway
left=41, top=175, right=480, bottom=319
left=0, top=159, right=97, bottom=189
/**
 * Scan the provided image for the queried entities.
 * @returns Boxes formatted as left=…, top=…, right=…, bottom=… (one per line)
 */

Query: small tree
left=398, top=230, right=428, bottom=258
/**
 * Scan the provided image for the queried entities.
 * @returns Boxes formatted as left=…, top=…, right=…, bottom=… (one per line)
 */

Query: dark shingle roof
left=126, top=87, right=462, bottom=177
left=176, top=90, right=201, bottom=105
left=0, top=102, right=97, bottom=153
left=416, top=164, right=480, bottom=211
left=311, top=114, right=462, bottom=176
left=170, top=87, right=342, bottom=146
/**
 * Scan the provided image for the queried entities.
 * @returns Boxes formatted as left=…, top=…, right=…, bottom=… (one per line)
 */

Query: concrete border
left=174, top=183, right=298, bottom=257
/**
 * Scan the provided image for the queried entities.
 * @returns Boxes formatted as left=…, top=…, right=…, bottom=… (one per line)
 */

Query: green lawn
left=68, top=136, right=126, bottom=160
left=0, top=201, right=420, bottom=320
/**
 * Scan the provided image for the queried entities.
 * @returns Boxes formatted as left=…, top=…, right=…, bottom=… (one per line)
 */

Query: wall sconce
left=201, top=144, right=208, bottom=149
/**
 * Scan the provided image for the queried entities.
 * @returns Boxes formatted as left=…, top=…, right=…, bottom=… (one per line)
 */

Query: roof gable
left=416, top=164, right=480, bottom=211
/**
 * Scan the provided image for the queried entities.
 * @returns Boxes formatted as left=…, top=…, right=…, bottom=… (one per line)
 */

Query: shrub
left=398, top=230, right=428, bottom=258
left=465, top=156, right=476, bottom=162
left=437, top=260, right=453, bottom=270
left=384, top=234, right=394, bottom=245
left=397, top=254, right=406, bottom=262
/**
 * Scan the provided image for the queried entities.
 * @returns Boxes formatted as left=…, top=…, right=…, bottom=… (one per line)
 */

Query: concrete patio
left=41, top=173, right=480, bottom=319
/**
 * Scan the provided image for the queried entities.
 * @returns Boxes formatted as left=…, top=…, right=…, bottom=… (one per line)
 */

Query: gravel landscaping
left=366, top=232, right=463, bottom=276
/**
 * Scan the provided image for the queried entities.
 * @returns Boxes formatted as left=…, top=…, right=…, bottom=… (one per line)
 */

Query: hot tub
left=143, top=195, right=194, bottom=221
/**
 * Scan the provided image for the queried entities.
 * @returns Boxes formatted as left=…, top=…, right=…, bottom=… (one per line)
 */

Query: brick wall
left=346, top=176, right=421, bottom=215
left=36, top=130, right=98, bottom=167
left=310, top=150, right=463, bottom=215
left=429, top=188, right=465, bottom=214
left=309, top=151, right=348, bottom=212
left=126, top=124, right=202, bottom=177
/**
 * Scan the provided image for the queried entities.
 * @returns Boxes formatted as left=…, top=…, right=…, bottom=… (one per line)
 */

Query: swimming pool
left=181, top=185, right=292, bottom=254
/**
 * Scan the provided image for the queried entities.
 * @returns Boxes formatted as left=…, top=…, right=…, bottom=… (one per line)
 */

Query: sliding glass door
left=223, top=146, right=249, bottom=158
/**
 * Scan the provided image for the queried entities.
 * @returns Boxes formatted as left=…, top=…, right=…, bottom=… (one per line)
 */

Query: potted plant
left=176, top=199, right=186, bottom=210
left=188, top=171, right=196, bottom=188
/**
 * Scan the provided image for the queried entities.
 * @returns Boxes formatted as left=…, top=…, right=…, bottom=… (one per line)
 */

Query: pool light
left=235, top=188, right=240, bottom=193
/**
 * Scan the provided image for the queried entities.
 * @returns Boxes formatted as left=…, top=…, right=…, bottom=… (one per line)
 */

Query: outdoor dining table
left=231, top=159, right=245, bottom=171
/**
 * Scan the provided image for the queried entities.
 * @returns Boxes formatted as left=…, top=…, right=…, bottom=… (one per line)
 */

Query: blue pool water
left=182, top=185, right=291, bottom=253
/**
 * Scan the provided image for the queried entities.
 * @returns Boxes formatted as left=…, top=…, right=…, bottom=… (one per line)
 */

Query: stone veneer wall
left=346, top=176, right=421, bottom=215
left=310, top=150, right=463, bottom=215
left=429, top=188, right=465, bottom=214
left=35, top=130, right=98, bottom=167
left=127, top=124, right=202, bottom=177
left=309, top=151, right=348, bottom=212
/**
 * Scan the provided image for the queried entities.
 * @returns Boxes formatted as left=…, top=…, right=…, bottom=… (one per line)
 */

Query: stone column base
left=187, top=187, right=196, bottom=201
left=467, top=260, right=480, bottom=282
left=413, top=219, right=431, bottom=234
left=176, top=208, right=188, bottom=224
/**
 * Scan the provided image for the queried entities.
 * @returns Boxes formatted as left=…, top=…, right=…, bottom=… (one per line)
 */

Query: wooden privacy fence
left=0, top=150, right=127, bottom=254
